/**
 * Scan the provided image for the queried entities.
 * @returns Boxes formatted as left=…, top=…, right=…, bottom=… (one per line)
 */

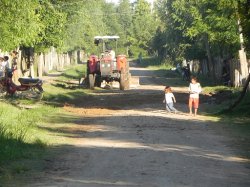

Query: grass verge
left=58, top=64, right=86, bottom=81
left=0, top=64, right=90, bottom=183
left=0, top=100, right=58, bottom=181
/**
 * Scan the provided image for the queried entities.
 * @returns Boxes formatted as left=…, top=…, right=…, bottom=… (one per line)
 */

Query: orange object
left=116, top=55, right=127, bottom=71
left=189, top=97, right=199, bottom=109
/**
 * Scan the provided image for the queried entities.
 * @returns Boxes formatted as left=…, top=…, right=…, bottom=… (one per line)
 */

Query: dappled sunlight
left=74, top=138, right=148, bottom=149
left=202, top=154, right=249, bottom=163
left=72, top=138, right=249, bottom=163
left=61, top=106, right=220, bottom=123
left=115, top=109, right=220, bottom=123
left=63, top=106, right=115, bottom=116
left=51, top=177, right=139, bottom=186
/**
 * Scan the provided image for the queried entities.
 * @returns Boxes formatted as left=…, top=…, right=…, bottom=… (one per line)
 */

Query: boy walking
left=164, top=86, right=177, bottom=113
left=189, top=77, right=202, bottom=116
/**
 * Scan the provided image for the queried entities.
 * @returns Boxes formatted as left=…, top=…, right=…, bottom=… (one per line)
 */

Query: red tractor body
left=86, top=36, right=130, bottom=90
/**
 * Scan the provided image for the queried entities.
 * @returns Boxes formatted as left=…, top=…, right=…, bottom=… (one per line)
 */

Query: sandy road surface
left=11, top=65, right=250, bottom=187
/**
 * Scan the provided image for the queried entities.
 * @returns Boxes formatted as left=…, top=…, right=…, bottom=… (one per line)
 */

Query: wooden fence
left=187, top=52, right=249, bottom=87
left=0, top=47, right=86, bottom=81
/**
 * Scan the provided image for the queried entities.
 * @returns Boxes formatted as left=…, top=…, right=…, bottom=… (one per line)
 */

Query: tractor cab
left=94, top=36, right=119, bottom=55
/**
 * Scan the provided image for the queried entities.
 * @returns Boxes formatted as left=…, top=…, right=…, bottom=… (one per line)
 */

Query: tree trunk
left=30, top=62, right=35, bottom=78
left=74, top=50, right=78, bottom=65
left=17, top=50, right=22, bottom=78
left=20, top=54, right=26, bottom=76
left=238, top=19, right=249, bottom=85
left=239, top=49, right=248, bottom=85
left=44, top=53, right=49, bottom=75
left=67, top=53, right=70, bottom=66
left=38, top=53, right=44, bottom=78
left=204, top=34, right=214, bottom=79
left=226, top=72, right=250, bottom=111
left=77, top=50, right=81, bottom=64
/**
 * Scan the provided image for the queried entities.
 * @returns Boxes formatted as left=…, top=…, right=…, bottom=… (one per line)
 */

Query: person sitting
left=0, top=56, right=4, bottom=77
left=2, top=56, right=10, bottom=77
left=109, top=48, right=116, bottom=61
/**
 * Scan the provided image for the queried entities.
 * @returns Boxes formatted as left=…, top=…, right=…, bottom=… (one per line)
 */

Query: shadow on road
left=25, top=111, right=250, bottom=187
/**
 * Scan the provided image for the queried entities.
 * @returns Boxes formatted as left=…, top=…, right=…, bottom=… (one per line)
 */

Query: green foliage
left=202, top=85, right=237, bottom=94
left=35, top=0, right=67, bottom=52
left=238, top=0, right=250, bottom=56
left=0, top=0, right=42, bottom=51
left=129, top=0, right=158, bottom=56
left=152, top=0, right=242, bottom=64
left=59, top=64, right=86, bottom=81
left=2, top=0, right=248, bottom=66
left=139, top=56, right=174, bottom=69
left=0, top=0, right=159, bottom=57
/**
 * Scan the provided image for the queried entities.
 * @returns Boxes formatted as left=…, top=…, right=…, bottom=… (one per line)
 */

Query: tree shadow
left=11, top=111, right=250, bottom=187
left=2, top=95, right=250, bottom=186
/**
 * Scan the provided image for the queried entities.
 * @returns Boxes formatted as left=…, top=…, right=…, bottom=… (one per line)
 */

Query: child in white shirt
left=163, top=86, right=177, bottom=113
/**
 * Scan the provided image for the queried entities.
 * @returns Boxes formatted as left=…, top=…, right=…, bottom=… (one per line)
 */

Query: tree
left=117, top=0, right=133, bottom=55
left=238, top=0, right=250, bottom=56
left=0, top=0, right=42, bottom=51
left=129, top=0, right=158, bottom=56
left=35, top=0, right=67, bottom=52
left=154, top=0, right=241, bottom=77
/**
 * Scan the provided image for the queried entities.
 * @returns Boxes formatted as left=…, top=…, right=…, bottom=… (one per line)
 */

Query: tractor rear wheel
left=120, top=70, right=130, bottom=90
left=120, top=62, right=131, bottom=90
left=124, top=73, right=131, bottom=90
left=89, top=74, right=95, bottom=89
left=120, top=73, right=125, bottom=90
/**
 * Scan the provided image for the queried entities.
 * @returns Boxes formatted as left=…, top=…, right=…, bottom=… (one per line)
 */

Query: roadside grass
left=202, top=85, right=237, bottom=94
left=0, top=64, right=91, bottom=182
left=220, top=93, right=250, bottom=117
left=43, top=65, right=90, bottom=106
left=202, top=91, right=250, bottom=153
left=217, top=93, right=250, bottom=158
left=202, top=87, right=249, bottom=116
left=43, top=84, right=88, bottom=105
left=0, top=100, right=60, bottom=180
left=58, top=64, right=86, bottom=81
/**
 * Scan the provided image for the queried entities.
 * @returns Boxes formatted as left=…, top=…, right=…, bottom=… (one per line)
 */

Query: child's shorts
left=189, top=97, right=199, bottom=109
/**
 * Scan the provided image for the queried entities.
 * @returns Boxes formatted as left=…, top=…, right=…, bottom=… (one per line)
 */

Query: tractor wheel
left=89, top=74, right=95, bottom=89
left=122, top=61, right=130, bottom=90
left=124, top=73, right=131, bottom=90
left=125, top=61, right=130, bottom=73
left=120, top=73, right=126, bottom=90
left=120, top=69, right=130, bottom=90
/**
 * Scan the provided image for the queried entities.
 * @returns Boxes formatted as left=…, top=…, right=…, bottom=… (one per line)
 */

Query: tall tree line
left=152, top=0, right=250, bottom=77
left=0, top=0, right=157, bottom=56
left=1, top=0, right=249, bottom=80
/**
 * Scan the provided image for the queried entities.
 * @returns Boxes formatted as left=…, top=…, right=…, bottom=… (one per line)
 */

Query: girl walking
left=188, top=76, right=202, bottom=116
left=163, top=86, right=177, bottom=113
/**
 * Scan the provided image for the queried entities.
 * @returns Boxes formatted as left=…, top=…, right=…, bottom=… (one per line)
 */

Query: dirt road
left=13, top=65, right=250, bottom=187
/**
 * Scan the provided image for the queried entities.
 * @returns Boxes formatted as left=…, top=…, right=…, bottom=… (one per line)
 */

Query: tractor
left=86, top=36, right=130, bottom=90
